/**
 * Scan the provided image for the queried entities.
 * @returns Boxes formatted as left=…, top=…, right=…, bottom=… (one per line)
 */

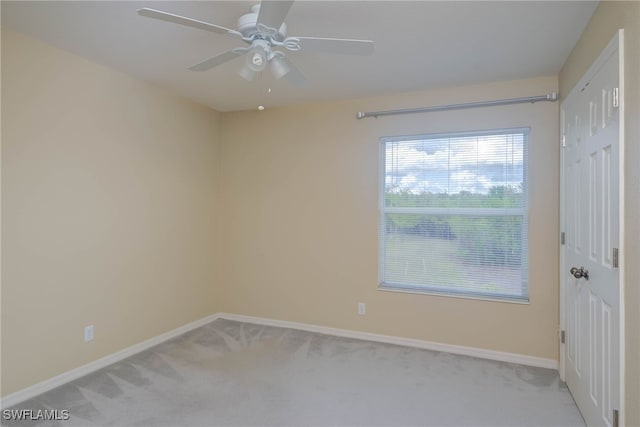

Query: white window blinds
left=380, top=129, right=529, bottom=301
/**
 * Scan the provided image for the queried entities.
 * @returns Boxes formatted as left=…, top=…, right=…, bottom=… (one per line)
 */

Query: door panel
left=561, top=32, right=622, bottom=427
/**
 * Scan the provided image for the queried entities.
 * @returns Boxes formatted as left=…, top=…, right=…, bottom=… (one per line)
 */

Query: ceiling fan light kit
left=137, top=1, right=374, bottom=86
left=238, top=65, right=257, bottom=82
left=246, top=39, right=269, bottom=72
left=270, top=55, right=291, bottom=80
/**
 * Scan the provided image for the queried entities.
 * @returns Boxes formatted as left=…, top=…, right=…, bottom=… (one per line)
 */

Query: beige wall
left=559, top=2, right=640, bottom=425
left=219, top=76, right=561, bottom=360
left=1, top=29, right=222, bottom=395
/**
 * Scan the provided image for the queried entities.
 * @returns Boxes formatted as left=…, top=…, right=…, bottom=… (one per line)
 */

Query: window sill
left=378, top=283, right=530, bottom=305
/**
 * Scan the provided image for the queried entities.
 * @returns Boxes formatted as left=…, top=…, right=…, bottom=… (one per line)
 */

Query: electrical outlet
left=358, top=302, right=366, bottom=315
left=84, top=325, right=94, bottom=342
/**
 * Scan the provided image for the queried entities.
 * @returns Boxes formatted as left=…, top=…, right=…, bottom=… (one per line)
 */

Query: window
left=380, top=128, right=529, bottom=302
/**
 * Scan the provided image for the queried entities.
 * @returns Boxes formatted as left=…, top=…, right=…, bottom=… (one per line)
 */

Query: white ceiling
left=2, top=1, right=598, bottom=112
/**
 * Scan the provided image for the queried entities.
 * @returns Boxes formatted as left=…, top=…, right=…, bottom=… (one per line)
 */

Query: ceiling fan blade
left=256, top=1, right=294, bottom=31
left=280, top=57, right=307, bottom=86
left=297, top=37, right=374, bottom=56
left=137, top=8, right=234, bottom=35
left=188, top=50, right=243, bottom=71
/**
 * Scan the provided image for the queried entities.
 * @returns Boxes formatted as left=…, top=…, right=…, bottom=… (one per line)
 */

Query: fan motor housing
left=237, top=9, right=287, bottom=41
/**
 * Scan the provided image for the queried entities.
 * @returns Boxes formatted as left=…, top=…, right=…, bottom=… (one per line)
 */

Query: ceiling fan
left=137, top=1, right=374, bottom=85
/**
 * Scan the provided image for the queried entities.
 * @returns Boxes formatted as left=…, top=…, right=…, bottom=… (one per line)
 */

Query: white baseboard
left=2, top=311, right=557, bottom=408
left=0, top=313, right=221, bottom=409
left=217, top=312, right=558, bottom=370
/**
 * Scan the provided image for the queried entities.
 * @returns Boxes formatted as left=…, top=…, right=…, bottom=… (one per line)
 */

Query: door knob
left=570, top=266, right=589, bottom=280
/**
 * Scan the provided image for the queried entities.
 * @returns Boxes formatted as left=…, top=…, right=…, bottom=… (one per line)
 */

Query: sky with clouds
left=384, top=132, right=525, bottom=195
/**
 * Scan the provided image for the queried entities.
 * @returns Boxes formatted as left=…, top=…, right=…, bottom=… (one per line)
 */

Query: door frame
left=559, top=29, right=625, bottom=423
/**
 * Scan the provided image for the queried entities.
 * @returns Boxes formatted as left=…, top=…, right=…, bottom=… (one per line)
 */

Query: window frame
left=378, top=127, right=530, bottom=303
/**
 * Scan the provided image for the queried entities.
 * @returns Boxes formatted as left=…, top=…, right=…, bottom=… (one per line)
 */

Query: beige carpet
left=2, top=319, right=584, bottom=426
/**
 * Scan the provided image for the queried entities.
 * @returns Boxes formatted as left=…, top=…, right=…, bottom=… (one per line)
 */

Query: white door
left=561, top=31, right=624, bottom=426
